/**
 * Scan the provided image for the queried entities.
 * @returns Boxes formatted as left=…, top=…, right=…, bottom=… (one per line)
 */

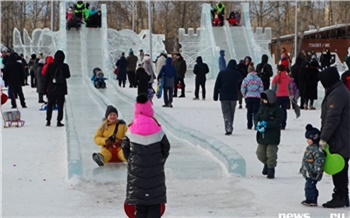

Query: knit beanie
left=305, top=124, right=320, bottom=144
left=134, top=94, right=154, bottom=117
left=105, top=105, right=118, bottom=118
left=247, top=62, right=255, bottom=73
left=319, top=67, right=340, bottom=89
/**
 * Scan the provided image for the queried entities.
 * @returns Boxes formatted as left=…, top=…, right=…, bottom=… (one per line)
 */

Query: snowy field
left=1, top=75, right=349, bottom=218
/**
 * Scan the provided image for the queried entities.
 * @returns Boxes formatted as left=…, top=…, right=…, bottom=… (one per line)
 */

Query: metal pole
left=148, top=0, right=152, bottom=61
left=50, top=0, right=54, bottom=30
left=294, top=0, right=298, bottom=60
left=132, top=0, right=135, bottom=32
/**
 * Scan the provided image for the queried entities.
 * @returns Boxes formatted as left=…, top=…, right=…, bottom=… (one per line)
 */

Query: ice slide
left=64, top=28, right=244, bottom=181
left=64, top=26, right=233, bottom=181
left=211, top=12, right=254, bottom=63
left=179, top=3, right=273, bottom=80
left=10, top=2, right=246, bottom=180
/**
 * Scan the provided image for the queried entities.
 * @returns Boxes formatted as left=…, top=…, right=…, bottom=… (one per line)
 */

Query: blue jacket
left=158, top=57, right=176, bottom=88
left=219, top=50, right=226, bottom=71
left=213, top=60, right=242, bottom=101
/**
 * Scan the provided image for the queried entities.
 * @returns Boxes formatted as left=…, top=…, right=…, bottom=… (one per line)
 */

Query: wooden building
left=270, top=23, right=350, bottom=64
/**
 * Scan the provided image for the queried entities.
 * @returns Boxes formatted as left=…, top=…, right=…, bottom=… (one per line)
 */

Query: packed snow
left=1, top=74, right=349, bottom=218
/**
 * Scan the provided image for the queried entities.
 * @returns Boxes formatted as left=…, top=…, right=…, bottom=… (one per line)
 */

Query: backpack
left=52, top=65, right=65, bottom=85
left=28, top=59, right=35, bottom=71
left=258, top=64, right=271, bottom=80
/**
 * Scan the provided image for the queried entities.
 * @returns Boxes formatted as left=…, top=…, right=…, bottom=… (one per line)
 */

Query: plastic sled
left=39, top=103, right=58, bottom=111
left=1, top=93, right=8, bottom=105
left=291, top=99, right=300, bottom=118
left=2, top=110, right=25, bottom=128
left=156, top=77, right=164, bottom=99
left=124, top=201, right=165, bottom=218
left=324, top=145, right=345, bottom=175
left=109, top=146, right=123, bottom=163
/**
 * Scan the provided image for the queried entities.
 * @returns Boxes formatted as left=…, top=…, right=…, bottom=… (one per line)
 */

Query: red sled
left=124, top=201, right=165, bottom=218
left=109, top=146, right=123, bottom=162
left=2, top=110, right=25, bottom=128
left=1, top=93, right=8, bottom=105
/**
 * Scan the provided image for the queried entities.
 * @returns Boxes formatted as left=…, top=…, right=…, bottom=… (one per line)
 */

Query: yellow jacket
left=94, top=120, right=128, bottom=147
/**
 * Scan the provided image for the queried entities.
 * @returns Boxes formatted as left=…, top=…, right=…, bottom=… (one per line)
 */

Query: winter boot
left=92, top=153, right=104, bottom=166
left=262, top=164, right=268, bottom=175
left=301, top=200, right=318, bottom=207
left=345, top=196, right=349, bottom=207
left=309, top=105, right=316, bottom=110
left=322, top=193, right=346, bottom=208
left=267, top=168, right=275, bottom=179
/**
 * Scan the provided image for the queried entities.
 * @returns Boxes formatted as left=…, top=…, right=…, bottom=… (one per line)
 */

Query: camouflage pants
left=256, top=144, right=278, bottom=168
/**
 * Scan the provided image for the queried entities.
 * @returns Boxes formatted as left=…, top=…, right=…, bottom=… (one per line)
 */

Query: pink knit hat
left=134, top=94, right=154, bottom=117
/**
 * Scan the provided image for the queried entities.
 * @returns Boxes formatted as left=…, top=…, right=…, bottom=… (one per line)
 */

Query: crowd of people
left=1, top=49, right=70, bottom=127
left=2, top=42, right=349, bottom=212
left=113, top=49, right=188, bottom=108
left=213, top=47, right=349, bottom=208
left=66, top=1, right=101, bottom=30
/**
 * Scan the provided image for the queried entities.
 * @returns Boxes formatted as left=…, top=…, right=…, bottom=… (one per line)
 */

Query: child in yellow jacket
left=92, top=105, right=128, bottom=166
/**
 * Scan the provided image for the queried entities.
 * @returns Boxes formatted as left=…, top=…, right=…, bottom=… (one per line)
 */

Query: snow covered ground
left=1, top=75, right=349, bottom=218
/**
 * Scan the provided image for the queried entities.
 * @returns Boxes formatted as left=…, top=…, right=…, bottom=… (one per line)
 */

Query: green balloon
left=324, top=146, right=345, bottom=175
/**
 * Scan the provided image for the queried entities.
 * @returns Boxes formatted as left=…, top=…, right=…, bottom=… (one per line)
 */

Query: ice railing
left=223, top=20, right=237, bottom=61
left=241, top=3, right=262, bottom=64
left=200, top=3, right=220, bottom=79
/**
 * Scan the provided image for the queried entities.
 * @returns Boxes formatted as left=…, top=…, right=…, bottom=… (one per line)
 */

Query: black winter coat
left=320, top=81, right=350, bottom=158
left=290, top=56, right=304, bottom=89
left=136, top=67, right=150, bottom=95
left=44, top=51, right=70, bottom=95
left=301, top=64, right=319, bottom=100
left=193, top=56, right=209, bottom=82
left=173, top=57, right=187, bottom=79
left=213, top=60, right=242, bottom=101
left=123, top=130, right=170, bottom=205
left=255, top=90, right=283, bottom=145
left=256, top=54, right=273, bottom=89
left=3, top=54, right=23, bottom=87
left=116, top=57, right=128, bottom=81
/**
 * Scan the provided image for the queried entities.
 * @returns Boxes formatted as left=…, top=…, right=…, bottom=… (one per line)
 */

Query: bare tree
left=295, top=1, right=312, bottom=58
left=272, top=1, right=283, bottom=60
left=1, top=1, right=347, bottom=54
left=29, top=1, right=46, bottom=29
left=1, top=1, right=15, bottom=48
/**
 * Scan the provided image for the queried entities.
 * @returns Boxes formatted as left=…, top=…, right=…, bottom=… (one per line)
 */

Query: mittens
left=256, top=120, right=267, bottom=133
left=319, top=139, right=327, bottom=150
left=105, top=139, right=114, bottom=148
